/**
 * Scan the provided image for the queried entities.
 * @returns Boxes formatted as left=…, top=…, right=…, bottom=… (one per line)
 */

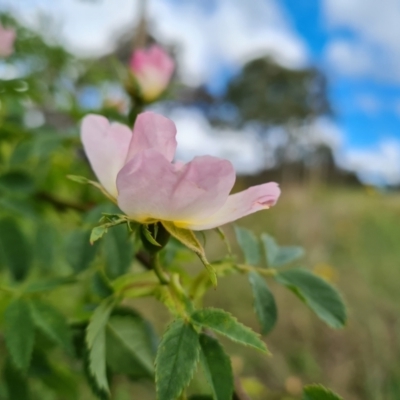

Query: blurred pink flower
left=81, top=112, right=280, bottom=230
left=0, top=23, right=15, bottom=58
left=129, top=45, right=174, bottom=102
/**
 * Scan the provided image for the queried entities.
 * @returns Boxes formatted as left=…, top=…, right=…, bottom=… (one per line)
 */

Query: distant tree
left=224, top=56, right=331, bottom=127
left=221, top=57, right=336, bottom=183
left=171, top=56, right=335, bottom=184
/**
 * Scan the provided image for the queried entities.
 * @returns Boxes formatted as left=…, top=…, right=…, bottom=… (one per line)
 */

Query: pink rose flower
left=0, top=23, right=16, bottom=58
left=129, top=45, right=174, bottom=102
left=81, top=112, right=280, bottom=230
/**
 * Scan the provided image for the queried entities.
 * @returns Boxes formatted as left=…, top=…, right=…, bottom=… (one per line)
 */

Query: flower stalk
left=150, top=253, right=170, bottom=285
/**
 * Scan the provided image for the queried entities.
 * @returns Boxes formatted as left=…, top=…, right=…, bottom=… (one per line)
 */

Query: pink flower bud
left=81, top=112, right=280, bottom=230
left=129, top=45, right=175, bottom=102
left=0, top=23, right=16, bottom=58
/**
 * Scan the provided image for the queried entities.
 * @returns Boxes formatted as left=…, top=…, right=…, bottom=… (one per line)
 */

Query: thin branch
left=133, top=0, right=148, bottom=49
left=233, top=376, right=252, bottom=400
left=150, top=253, right=170, bottom=284
left=36, top=191, right=93, bottom=212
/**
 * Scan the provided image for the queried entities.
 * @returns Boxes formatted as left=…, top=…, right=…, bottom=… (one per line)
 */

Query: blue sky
left=282, top=0, right=400, bottom=154
left=2, top=0, right=400, bottom=183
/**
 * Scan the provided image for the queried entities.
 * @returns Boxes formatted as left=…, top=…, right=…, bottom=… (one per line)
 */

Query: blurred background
left=1, top=0, right=400, bottom=399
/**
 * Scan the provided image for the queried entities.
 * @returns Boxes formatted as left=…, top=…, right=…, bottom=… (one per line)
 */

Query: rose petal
left=125, top=111, right=177, bottom=163
left=130, top=45, right=174, bottom=78
left=129, top=45, right=175, bottom=101
left=0, top=24, right=16, bottom=57
left=81, top=114, right=132, bottom=197
left=116, top=149, right=235, bottom=223
left=182, top=182, right=281, bottom=230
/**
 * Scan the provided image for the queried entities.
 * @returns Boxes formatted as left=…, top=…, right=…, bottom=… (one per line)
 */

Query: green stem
left=190, top=260, right=234, bottom=300
left=169, top=273, right=194, bottom=315
left=149, top=254, right=194, bottom=317
left=170, top=273, right=185, bottom=298
left=236, top=264, right=277, bottom=277
left=190, top=262, right=277, bottom=301
left=128, top=100, right=145, bottom=125
left=150, top=253, right=170, bottom=285
left=216, top=227, right=232, bottom=255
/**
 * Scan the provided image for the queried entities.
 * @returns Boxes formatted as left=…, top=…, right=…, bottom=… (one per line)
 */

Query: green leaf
left=25, top=276, right=77, bottom=293
left=261, top=233, right=304, bottom=267
left=275, top=269, right=347, bottom=329
left=191, top=308, right=268, bottom=353
left=66, top=174, right=91, bottom=184
left=91, top=218, right=129, bottom=246
left=32, top=132, right=64, bottom=158
left=29, top=299, right=73, bottom=353
left=10, top=139, right=34, bottom=166
left=4, top=298, right=35, bottom=370
left=106, top=313, right=156, bottom=378
left=0, top=217, right=32, bottom=281
left=67, top=176, right=114, bottom=200
left=87, top=300, right=114, bottom=348
left=0, top=197, right=38, bottom=219
left=30, top=350, right=78, bottom=399
left=234, top=226, right=260, bottom=265
left=162, top=221, right=217, bottom=287
left=199, top=334, right=234, bottom=400
left=83, top=346, right=110, bottom=400
left=83, top=203, right=121, bottom=224
left=0, top=170, right=35, bottom=194
left=303, top=384, right=343, bottom=400
left=92, top=271, right=114, bottom=299
left=140, top=223, right=170, bottom=254
left=90, top=225, right=109, bottom=244
left=86, top=299, right=114, bottom=395
left=155, top=319, right=200, bottom=400
left=274, top=246, right=304, bottom=266
left=103, top=224, right=134, bottom=279
left=248, top=271, right=277, bottom=335
left=112, top=270, right=158, bottom=294
left=142, top=224, right=162, bottom=246
left=261, top=233, right=279, bottom=266
left=65, top=229, right=98, bottom=273
left=3, top=358, right=31, bottom=400
left=35, top=222, right=58, bottom=272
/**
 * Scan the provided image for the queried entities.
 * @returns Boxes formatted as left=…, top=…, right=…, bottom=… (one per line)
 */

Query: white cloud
left=0, top=0, right=139, bottom=53
left=148, top=0, right=308, bottom=85
left=300, top=117, right=343, bottom=149
left=324, top=0, right=400, bottom=44
left=355, top=94, right=382, bottom=115
left=337, top=139, right=400, bottom=186
left=324, top=39, right=372, bottom=77
left=1, top=0, right=308, bottom=86
left=393, top=99, right=400, bottom=117
left=323, top=0, right=400, bottom=81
